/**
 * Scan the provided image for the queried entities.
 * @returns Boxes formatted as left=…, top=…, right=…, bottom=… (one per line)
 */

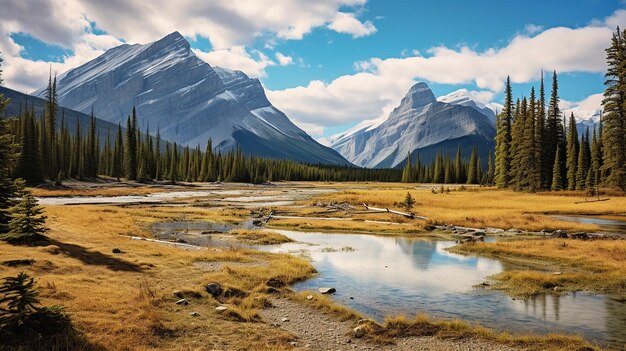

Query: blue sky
left=1, top=0, right=623, bottom=139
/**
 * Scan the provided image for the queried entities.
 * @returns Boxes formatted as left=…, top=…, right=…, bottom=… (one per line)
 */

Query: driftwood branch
left=362, top=203, right=419, bottom=219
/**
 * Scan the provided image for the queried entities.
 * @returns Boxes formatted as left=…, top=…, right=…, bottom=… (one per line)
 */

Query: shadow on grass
left=45, top=238, right=144, bottom=272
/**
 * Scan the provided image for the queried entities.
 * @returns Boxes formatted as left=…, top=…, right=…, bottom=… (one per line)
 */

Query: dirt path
left=261, top=297, right=520, bottom=351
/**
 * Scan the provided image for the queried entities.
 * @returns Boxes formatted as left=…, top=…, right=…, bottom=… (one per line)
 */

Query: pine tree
left=601, top=27, right=626, bottom=190
left=536, top=72, right=547, bottom=188
left=495, top=76, right=513, bottom=187
left=401, top=153, right=412, bottom=183
left=566, top=113, right=579, bottom=190
left=510, top=98, right=525, bottom=188
left=487, top=151, right=494, bottom=186
left=453, top=146, right=463, bottom=183
left=590, top=128, right=603, bottom=188
left=403, top=192, right=415, bottom=211
left=466, top=147, right=478, bottom=184
left=551, top=144, right=564, bottom=191
left=521, top=88, right=539, bottom=191
left=576, top=129, right=591, bottom=190
left=0, top=56, right=19, bottom=234
left=545, top=71, right=563, bottom=189
left=124, top=110, right=138, bottom=180
left=168, top=143, right=178, bottom=182
left=1, top=179, right=47, bottom=244
left=13, top=112, right=43, bottom=185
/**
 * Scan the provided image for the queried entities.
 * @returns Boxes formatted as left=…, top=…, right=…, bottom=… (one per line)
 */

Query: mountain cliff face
left=34, top=32, right=349, bottom=165
left=330, top=83, right=496, bottom=168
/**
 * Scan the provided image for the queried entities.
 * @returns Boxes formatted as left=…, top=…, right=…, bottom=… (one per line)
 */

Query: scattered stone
left=2, top=259, right=35, bottom=267
left=306, top=295, right=314, bottom=300
left=353, top=326, right=366, bottom=338
left=552, top=271, right=563, bottom=275
left=173, top=290, right=182, bottom=297
left=175, top=299, right=189, bottom=305
left=424, top=225, right=436, bottom=231
left=289, top=341, right=297, bottom=347
left=319, top=287, right=336, bottom=294
left=205, top=282, right=223, bottom=297
left=507, top=228, right=521, bottom=233
left=349, top=296, right=354, bottom=299
left=215, top=306, right=228, bottom=312
left=281, top=317, right=290, bottom=323
left=176, top=238, right=188, bottom=243
left=112, top=248, right=122, bottom=254
left=485, top=227, right=505, bottom=234
left=190, top=312, right=200, bottom=317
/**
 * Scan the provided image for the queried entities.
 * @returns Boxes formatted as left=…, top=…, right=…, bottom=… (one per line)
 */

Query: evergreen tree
left=601, top=27, right=626, bottom=190
left=13, top=112, right=43, bottom=185
left=576, top=129, right=591, bottom=190
left=168, top=143, right=178, bottom=182
left=466, top=147, right=478, bottom=184
left=566, top=113, right=579, bottom=190
left=401, top=153, right=412, bottom=183
left=551, top=144, right=564, bottom=191
left=487, top=151, right=494, bottom=186
left=0, top=56, right=19, bottom=234
left=510, top=98, right=524, bottom=188
left=124, top=110, right=138, bottom=180
left=1, top=179, right=47, bottom=244
left=536, top=72, right=547, bottom=188
left=454, top=146, right=463, bottom=183
left=403, top=192, right=415, bottom=211
left=590, top=128, right=603, bottom=188
left=495, top=76, right=513, bottom=187
left=545, top=71, right=563, bottom=189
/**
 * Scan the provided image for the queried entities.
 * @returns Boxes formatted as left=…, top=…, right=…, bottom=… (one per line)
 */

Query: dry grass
left=0, top=203, right=312, bottom=350
left=450, top=239, right=626, bottom=297
left=315, top=187, right=626, bottom=232
left=30, top=186, right=166, bottom=197
left=368, top=314, right=599, bottom=351
left=226, top=229, right=292, bottom=245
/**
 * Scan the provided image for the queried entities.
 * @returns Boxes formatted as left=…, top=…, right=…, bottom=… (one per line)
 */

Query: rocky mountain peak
left=400, top=82, right=436, bottom=109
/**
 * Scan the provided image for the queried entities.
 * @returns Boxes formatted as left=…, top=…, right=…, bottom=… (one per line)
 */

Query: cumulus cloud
left=560, top=93, right=603, bottom=121
left=268, top=11, right=619, bottom=135
left=194, top=47, right=274, bottom=77
left=275, top=52, right=293, bottom=66
left=328, top=12, right=377, bottom=38
left=1, top=0, right=375, bottom=91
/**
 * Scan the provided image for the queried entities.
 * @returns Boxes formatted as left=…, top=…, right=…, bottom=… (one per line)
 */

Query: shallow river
left=261, top=230, right=626, bottom=349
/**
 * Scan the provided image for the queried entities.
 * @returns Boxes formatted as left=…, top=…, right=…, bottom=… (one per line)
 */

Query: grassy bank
left=315, top=186, right=626, bottom=232
left=0, top=204, right=314, bottom=350
left=450, top=238, right=626, bottom=297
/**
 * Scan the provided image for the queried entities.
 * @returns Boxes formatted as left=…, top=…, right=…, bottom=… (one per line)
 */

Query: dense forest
left=492, top=28, right=626, bottom=192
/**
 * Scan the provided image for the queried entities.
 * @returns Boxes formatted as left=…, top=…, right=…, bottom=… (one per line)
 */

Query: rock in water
left=319, top=287, right=336, bottom=294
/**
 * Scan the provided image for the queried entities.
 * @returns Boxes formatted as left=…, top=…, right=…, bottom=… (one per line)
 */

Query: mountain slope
left=330, top=83, right=496, bottom=168
left=1, top=86, right=119, bottom=143
left=34, top=32, right=349, bottom=166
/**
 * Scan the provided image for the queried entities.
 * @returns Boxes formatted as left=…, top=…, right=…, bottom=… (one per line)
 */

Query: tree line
left=493, top=27, right=626, bottom=192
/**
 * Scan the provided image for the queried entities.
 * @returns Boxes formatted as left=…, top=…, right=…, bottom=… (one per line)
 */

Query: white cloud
left=268, top=11, right=619, bottom=135
left=275, top=52, right=293, bottom=66
left=560, top=93, right=603, bottom=122
left=328, top=12, right=377, bottom=38
left=524, top=24, right=544, bottom=35
left=193, top=47, right=274, bottom=77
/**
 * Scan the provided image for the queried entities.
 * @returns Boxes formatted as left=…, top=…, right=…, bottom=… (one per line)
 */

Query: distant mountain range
left=32, top=31, right=349, bottom=166
left=329, top=83, right=497, bottom=168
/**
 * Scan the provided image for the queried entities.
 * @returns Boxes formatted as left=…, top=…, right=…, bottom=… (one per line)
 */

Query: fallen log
left=362, top=203, right=419, bottom=219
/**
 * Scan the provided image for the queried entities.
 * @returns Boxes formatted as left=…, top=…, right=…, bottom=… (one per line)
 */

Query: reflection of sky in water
left=262, top=230, right=626, bottom=349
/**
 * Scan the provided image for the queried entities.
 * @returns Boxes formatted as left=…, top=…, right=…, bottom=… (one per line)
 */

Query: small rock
left=353, top=325, right=366, bottom=338
left=289, top=341, right=297, bottom=347
left=552, top=271, right=563, bottom=275
left=281, top=317, right=290, bottom=323
left=190, top=312, right=200, bottom=317
left=215, top=306, right=228, bottom=312
left=205, top=282, right=223, bottom=297
left=306, top=295, right=314, bottom=300
left=112, top=248, right=122, bottom=254
left=349, top=296, right=354, bottom=299
left=176, top=238, right=188, bottom=243
left=175, top=299, right=189, bottom=305
left=319, top=287, right=336, bottom=294
left=173, top=290, right=182, bottom=297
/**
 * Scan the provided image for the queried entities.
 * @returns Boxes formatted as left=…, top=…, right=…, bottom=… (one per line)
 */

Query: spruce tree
left=0, top=57, right=19, bottom=234
left=454, top=146, right=463, bottom=183
left=536, top=72, right=546, bottom=188
left=466, top=147, right=478, bottom=184
left=1, top=179, right=47, bottom=244
left=590, top=128, right=603, bottom=188
left=401, top=153, right=412, bottom=183
left=551, top=144, right=564, bottom=191
left=565, top=113, right=579, bottom=190
left=576, top=129, right=591, bottom=190
left=403, top=192, right=415, bottom=211
left=487, top=151, right=495, bottom=186
left=13, top=112, right=43, bottom=185
left=124, top=110, right=138, bottom=180
left=495, top=76, right=513, bottom=187
left=601, top=27, right=626, bottom=190
left=545, top=71, right=562, bottom=189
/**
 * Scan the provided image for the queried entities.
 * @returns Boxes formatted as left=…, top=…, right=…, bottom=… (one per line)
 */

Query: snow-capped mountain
left=34, top=32, right=349, bottom=165
left=330, top=83, right=496, bottom=168
left=437, top=89, right=498, bottom=125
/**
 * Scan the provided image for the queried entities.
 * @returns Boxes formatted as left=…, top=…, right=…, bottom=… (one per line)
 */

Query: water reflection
left=551, top=215, right=626, bottom=233
left=263, top=230, right=626, bottom=349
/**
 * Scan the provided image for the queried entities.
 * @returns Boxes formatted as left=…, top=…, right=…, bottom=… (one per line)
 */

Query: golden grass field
left=4, top=182, right=625, bottom=350
left=450, top=238, right=626, bottom=297
left=313, top=185, right=626, bottom=232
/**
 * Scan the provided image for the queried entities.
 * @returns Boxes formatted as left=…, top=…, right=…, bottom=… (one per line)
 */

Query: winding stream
left=260, top=230, right=626, bottom=349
